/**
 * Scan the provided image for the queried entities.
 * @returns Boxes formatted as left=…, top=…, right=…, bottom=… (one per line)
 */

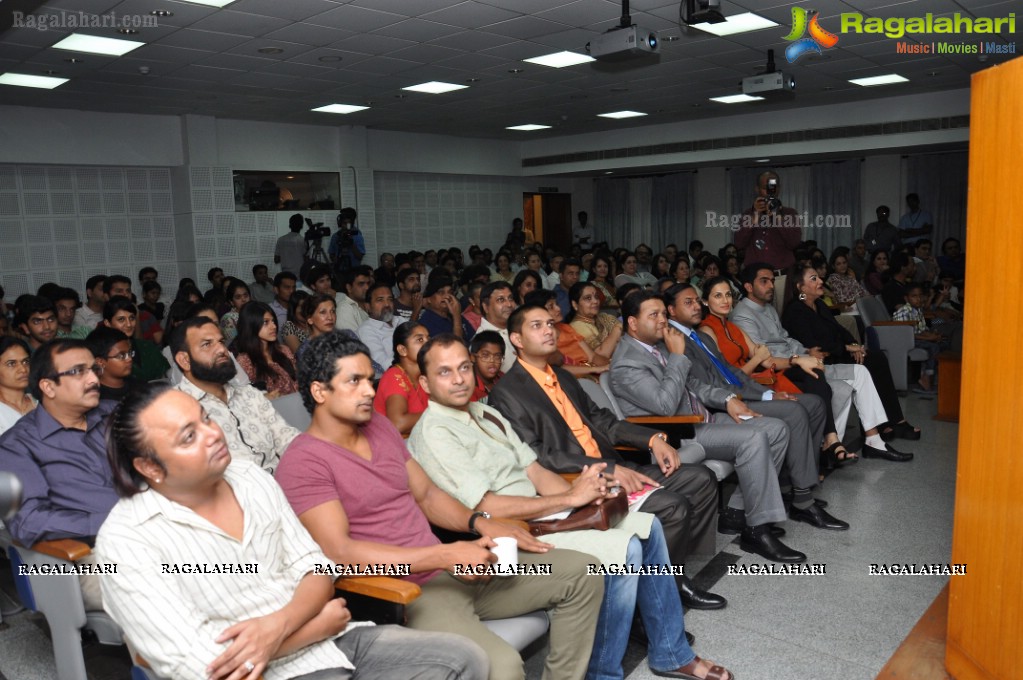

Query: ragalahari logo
left=783, top=8, right=839, bottom=62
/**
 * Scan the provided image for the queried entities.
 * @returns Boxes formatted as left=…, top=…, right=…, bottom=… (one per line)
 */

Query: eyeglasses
left=50, top=364, right=103, bottom=380
left=106, top=350, right=136, bottom=361
left=475, top=352, right=504, bottom=363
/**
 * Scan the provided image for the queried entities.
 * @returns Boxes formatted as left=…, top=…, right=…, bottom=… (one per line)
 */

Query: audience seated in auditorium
left=587, top=255, right=618, bottom=309
left=487, top=304, right=727, bottom=610
left=163, top=303, right=249, bottom=387
left=101, top=296, right=169, bottom=381
left=511, top=269, right=542, bottom=305
left=297, top=293, right=338, bottom=363
left=937, top=237, right=965, bottom=282
left=826, top=250, right=870, bottom=307
left=335, top=267, right=371, bottom=333
left=696, top=278, right=856, bottom=468
left=86, top=326, right=141, bottom=402
left=524, top=289, right=608, bottom=382
left=863, top=250, right=890, bottom=295
left=356, top=281, right=403, bottom=377
left=0, top=336, right=34, bottom=434
left=554, top=259, right=582, bottom=319
left=15, top=295, right=58, bottom=352
left=419, top=276, right=474, bottom=344
left=139, top=280, right=165, bottom=324
left=169, top=317, right=298, bottom=472
left=411, top=335, right=735, bottom=680
left=270, top=271, right=296, bottom=329
left=74, top=275, right=107, bottom=330
left=394, top=267, right=423, bottom=323
left=46, top=287, right=90, bottom=339
left=568, top=282, right=623, bottom=364
left=881, top=251, right=918, bottom=314
left=0, top=338, right=118, bottom=610
left=233, top=301, right=298, bottom=398
left=219, top=279, right=251, bottom=345
left=276, top=331, right=604, bottom=680
left=373, top=321, right=429, bottom=435
left=614, top=250, right=658, bottom=290
left=468, top=330, right=505, bottom=403
left=249, top=263, right=275, bottom=305
left=281, top=290, right=311, bottom=354
left=476, top=281, right=517, bottom=374
left=891, top=282, right=945, bottom=395
left=98, top=384, right=488, bottom=680
left=491, top=250, right=516, bottom=284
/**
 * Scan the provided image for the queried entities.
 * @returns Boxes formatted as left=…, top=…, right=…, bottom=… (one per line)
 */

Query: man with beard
left=170, top=317, right=298, bottom=472
left=394, top=267, right=423, bottom=322
left=357, top=281, right=402, bottom=377
left=15, top=295, right=59, bottom=352
left=0, top=339, right=119, bottom=610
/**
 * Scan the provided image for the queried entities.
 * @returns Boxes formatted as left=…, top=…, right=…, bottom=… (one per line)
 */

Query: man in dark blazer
left=662, top=285, right=849, bottom=532
left=487, top=304, right=726, bottom=610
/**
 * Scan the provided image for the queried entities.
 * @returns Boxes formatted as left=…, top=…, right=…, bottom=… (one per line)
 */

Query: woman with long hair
left=280, top=290, right=311, bottom=354
left=373, top=321, right=430, bottom=434
left=219, top=279, right=251, bottom=345
left=587, top=255, right=618, bottom=309
left=863, top=250, right=890, bottom=295
left=568, top=282, right=623, bottom=363
left=0, top=336, right=34, bottom=434
left=698, top=277, right=856, bottom=467
left=233, top=301, right=297, bottom=398
left=651, top=253, right=671, bottom=280
left=783, top=265, right=921, bottom=460
left=512, top=269, right=543, bottom=304
left=827, top=250, right=870, bottom=305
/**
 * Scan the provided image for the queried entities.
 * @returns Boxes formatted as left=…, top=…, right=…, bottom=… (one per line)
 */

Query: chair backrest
left=772, top=274, right=787, bottom=316
left=856, top=295, right=891, bottom=325
left=589, top=368, right=626, bottom=417
left=272, top=392, right=311, bottom=430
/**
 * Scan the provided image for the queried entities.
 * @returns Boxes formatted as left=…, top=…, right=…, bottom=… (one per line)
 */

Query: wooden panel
left=878, top=585, right=951, bottom=680
left=945, top=55, right=1023, bottom=680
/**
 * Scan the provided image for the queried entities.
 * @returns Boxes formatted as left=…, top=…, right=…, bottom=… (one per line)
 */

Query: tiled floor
left=0, top=394, right=954, bottom=680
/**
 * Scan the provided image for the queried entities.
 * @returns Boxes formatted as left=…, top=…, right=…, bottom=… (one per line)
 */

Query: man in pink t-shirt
left=276, top=331, right=603, bottom=680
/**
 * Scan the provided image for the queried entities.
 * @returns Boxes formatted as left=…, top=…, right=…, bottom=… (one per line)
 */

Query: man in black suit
left=662, top=285, right=849, bottom=532
left=487, top=304, right=726, bottom=610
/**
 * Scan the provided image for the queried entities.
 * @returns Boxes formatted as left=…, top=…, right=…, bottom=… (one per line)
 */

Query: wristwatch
left=648, top=432, right=668, bottom=450
left=724, top=393, right=738, bottom=403
left=468, top=511, right=490, bottom=535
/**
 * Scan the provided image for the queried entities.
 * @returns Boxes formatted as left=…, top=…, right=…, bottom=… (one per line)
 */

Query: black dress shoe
left=893, top=421, right=922, bottom=440
left=862, top=443, right=914, bottom=462
left=679, top=576, right=727, bottom=610
left=686, top=631, right=695, bottom=647
left=814, top=498, right=828, bottom=509
left=789, top=503, right=850, bottom=530
left=719, top=508, right=785, bottom=537
left=740, top=525, right=806, bottom=563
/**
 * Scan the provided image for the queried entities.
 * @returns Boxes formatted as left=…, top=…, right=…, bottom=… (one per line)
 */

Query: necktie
left=689, top=332, right=743, bottom=386
left=653, top=345, right=709, bottom=422
left=650, top=347, right=667, bottom=367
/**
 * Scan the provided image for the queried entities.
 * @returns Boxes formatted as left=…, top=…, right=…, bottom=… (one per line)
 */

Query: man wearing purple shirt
left=0, top=338, right=119, bottom=610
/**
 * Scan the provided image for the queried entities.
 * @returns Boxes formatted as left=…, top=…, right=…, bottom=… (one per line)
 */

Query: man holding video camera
left=736, top=171, right=803, bottom=273
left=328, top=207, right=366, bottom=276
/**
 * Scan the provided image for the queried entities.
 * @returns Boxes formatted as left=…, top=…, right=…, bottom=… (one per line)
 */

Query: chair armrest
left=29, top=539, right=92, bottom=562
left=870, top=321, right=916, bottom=327
left=335, top=576, right=420, bottom=605
left=625, top=415, right=703, bottom=425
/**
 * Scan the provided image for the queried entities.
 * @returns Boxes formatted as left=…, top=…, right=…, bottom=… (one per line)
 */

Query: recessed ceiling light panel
left=311, top=103, right=369, bottom=114
left=0, top=72, right=69, bottom=89
left=402, top=81, right=469, bottom=94
left=597, top=110, right=647, bottom=119
left=849, top=74, right=908, bottom=87
left=691, top=12, right=777, bottom=36
left=709, top=94, right=765, bottom=104
left=506, top=124, right=551, bottom=131
left=178, top=0, right=235, bottom=6
left=52, top=33, right=144, bottom=56
left=523, top=51, right=595, bottom=68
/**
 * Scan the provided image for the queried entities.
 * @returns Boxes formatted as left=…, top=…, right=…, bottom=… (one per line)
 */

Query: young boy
left=892, top=282, right=945, bottom=395
left=469, top=330, right=505, bottom=403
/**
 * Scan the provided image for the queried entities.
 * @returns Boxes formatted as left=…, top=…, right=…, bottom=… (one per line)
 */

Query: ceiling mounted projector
left=742, top=50, right=795, bottom=98
left=681, top=0, right=725, bottom=25
left=586, top=0, right=660, bottom=63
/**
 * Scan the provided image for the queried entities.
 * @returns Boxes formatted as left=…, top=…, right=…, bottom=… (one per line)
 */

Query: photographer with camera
left=327, top=207, right=366, bottom=276
left=737, top=171, right=803, bottom=273
left=274, top=214, right=307, bottom=277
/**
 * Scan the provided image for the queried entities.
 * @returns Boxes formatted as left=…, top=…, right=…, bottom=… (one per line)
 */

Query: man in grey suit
left=610, top=291, right=810, bottom=564
left=659, top=286, right=850, bottom=532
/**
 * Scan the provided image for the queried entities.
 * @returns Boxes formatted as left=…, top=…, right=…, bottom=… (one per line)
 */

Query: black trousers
left=784, top=367, right=837, bottom=437
left=862, top=352, right=905, bottom=423
left=636, top=462, right=718, bottom=587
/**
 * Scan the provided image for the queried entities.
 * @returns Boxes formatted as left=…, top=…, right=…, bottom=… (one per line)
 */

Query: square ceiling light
left=849, top=74, right=909, bottom=87
left=506, top=124, right=552, bottom=131
left=597, top=110, right=647, bottom=119
left=312, top=104, right=369, bottom=114
left=523, top=51, right=595, bottom=68
left=0, top=73, right=69, bottom=89
left=709, top=94, right=765, bottom=103
left=691, top=12, right=777, bottom=36
left=402, top=81, right=469, bottom=94
left=52, top=33, right=144, bottom=56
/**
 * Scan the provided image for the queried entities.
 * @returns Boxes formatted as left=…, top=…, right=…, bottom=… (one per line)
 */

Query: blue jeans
left=586, top=519, right=695, bottom=680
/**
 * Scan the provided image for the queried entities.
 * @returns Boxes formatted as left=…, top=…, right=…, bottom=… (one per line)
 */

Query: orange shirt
left=518, top=359, right=602, bottom=458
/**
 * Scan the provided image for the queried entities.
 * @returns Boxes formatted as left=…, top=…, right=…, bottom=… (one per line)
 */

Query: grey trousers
left=291, top=625, right=490, bottom=680
left=406, top=549, right=603, bottom=680
left=748, top=393, right=827, bottom=491
left=697, top=415, right=789, bottom=527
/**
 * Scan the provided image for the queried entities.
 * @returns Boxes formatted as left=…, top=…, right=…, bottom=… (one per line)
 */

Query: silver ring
left=244, top=661, right=255, bottom=673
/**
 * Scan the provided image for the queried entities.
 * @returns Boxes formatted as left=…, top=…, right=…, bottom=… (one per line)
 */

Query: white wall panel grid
left=0, top=164, right=178, bottom=299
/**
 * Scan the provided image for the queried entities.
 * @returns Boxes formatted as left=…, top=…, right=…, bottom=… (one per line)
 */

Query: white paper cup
left=490, top=536, right=518, bottom=573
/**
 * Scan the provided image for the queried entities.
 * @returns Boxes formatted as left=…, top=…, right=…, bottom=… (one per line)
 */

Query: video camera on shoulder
left=336, top=207, right=360, bottom=241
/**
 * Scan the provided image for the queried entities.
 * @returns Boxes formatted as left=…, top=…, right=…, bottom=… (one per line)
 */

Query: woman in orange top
left=697, top=277, right=856, bottom=467
left=373, top=321, right=430, bottom=434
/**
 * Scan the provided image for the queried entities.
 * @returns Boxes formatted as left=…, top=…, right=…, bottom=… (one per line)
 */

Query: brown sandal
left=653, top=656, right=735, bottom=680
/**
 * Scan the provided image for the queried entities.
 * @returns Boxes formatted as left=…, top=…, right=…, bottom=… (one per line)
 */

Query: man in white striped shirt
left=96, top=384, right=488, bottom=680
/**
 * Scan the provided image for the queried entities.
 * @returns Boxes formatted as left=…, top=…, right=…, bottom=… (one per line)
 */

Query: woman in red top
left=373, top=321, right=430, bottom=434
left=697, top=277, right=857, bottom=467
